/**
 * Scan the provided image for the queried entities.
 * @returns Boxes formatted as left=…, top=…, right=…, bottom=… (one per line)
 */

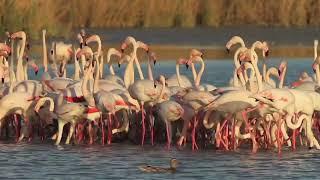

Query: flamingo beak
left=80, top=42, right=83, bottom=49
left=153, top=59, right=157, bottom=65
left=1, top=78, right=4, bottom=83
left=312, top=62, right=317, bottom=73
left=118, top=62, right=121, bottom=68
left=186, top=63, right=189, bottom=69
left=154, top=82, right=157, bottom=88
left=264, top=50, right=269, bottom=57
left=26, top=43, right=30, bottom=50
left=226, top=48, right=230, bottom=53
left=50, top=49, right=54, bottom=55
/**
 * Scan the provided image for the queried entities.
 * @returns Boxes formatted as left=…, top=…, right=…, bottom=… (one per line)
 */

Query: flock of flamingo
left=0, top=29, right=319, bottom=154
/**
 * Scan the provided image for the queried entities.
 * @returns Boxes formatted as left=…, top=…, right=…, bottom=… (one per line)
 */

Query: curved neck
left=191, top=63, right=197, bottom=83
left=134, top=53, right=144, bottom=80
left=93, top=58, right=100, bottom=93
left=262, top=62, right=267, bottom=82
left=16, top=38, right=26, bottom=82
left=132, top=43, right=144, bottom=80
left=42, top=31, right=48, bottom=72
left=250, top=52, right=263, bottom=92
left=73, top=50, right=80, bottom=80
left=315, top=42, right=318, bottom=60
left=279, top=67, right=286, bottom=88
left=99, top=54, right=104, bottom=78
left=82, top=63, right=96, bottom=107
left=24, top=62, right=28, bottom=80
left=147, top=55, right=154, bottom=81
left=176, top=62, right=183, bottom=88
left=107, top=52, right=115, bottom=75
left=157, top=79, right=166, bottom=102
left=124, top=56, right=135, bottom=88
left=265, top=67, right=277, bottom=85
left=195, top=58, right=205, bottom=87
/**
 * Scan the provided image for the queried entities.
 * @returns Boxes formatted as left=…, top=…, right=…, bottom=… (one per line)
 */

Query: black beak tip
left=154, top=83, right=157, bottom=88
left=1, top=78, right=4, bottom=83
left=118, top=63, right=121, bottom=68
left=35, top=71, right=38, bottom=76
left=153, top=60, right=156, bottom=65
left=265, top=50, right=269, bottom=57
left=80, top=43, right=83, bottom=49
left=186, top=64, right=189, bottom=69
left=121, top=49, right=124, bottom=53
left=50, top=50, right=54, bottom=55
left=226, top=48, right=230, bottom=53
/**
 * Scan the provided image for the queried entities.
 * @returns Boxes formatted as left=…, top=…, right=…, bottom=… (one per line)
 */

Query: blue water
left=9, top=59, right=319, bottom=179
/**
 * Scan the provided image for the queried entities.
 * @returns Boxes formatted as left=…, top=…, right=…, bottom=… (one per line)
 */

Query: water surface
left=11, top=59, right=319, bottom=179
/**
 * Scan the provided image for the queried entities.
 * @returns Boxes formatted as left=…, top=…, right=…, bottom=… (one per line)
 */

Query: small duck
left=138, top=158, right=178, bottom=173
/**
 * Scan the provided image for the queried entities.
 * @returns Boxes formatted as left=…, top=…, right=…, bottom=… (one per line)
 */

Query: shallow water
left=12, top=59, right=319, bottom=179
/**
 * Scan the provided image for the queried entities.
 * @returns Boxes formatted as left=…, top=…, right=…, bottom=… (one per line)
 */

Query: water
left=11, top=59, right=319, bottom=179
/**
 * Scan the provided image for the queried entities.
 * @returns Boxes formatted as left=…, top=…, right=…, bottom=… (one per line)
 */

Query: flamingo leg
left=100, top=115, right=105, bottom=145
left=55, top=120, right=66, bottom=146
left=107, top=113, right=112, bottom=145
left=149, top=112, right=154, bottom=146
left=14, top=115, right=20, bottom=142
left=192, top=115, right=199, bottom=151
left=65, top=123, right=75, bottom=145
left=88, top=122, right=94, bottom=145
left=292, top=129, right=297, bottom=150
left=166, top=121, right=171, bottom=150
left=141, top=103, right=146, bottom=146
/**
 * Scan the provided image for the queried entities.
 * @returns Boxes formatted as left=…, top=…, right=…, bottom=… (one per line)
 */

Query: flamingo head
left=0, top=43, right=11, bottom=57
left=313, top=57, right=320, bottom=73
left=77, top=33, right=85, bottom=49
left=118, top=55, right=131, bottom=68
left=85, top=35, right=100, bottom=46
left=28, top=59, right=39, bottom=76
left=278, top=60, right=287, bottom=77
left=190, top=49, right=203, bottom=58
left=226, top=36, right=245, bottom=53
left=5, top=31, right=11, bottom=43
left=261, top=41, right=269, bottom=57
left=10, top=31, right=26, bottom=40
left=137, top=41, right=150, bottom=53
left=149, top=51, right=157, bottom=65
left=121, top=36, right=136, bottom=52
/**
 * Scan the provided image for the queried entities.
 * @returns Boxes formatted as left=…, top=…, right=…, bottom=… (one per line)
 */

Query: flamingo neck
left=191, top=63, right=197, bottom=83
left=82, top=62, right=96, bottom=107
left=23, top=62, right=28, bottom=80
left=176, top=62, right=183, bottom=88
left=262, top=62, right=267, bottom=82
left=279, top=67, right=286, bottom=88
left=157, top=79, right=166, bottom=102
left=147, top=55, right=154, bottom=81
left=314, top=42, right=318, bottom=60
left=93, top=59, right=100, bottom=93
left=16, top=38, right=25, bottom=82
left=107, top=53, right=115, bottom=75
left=42, top=31, right=48, bottom=72
left=250, top=52, right=263, bottom=92
left=195, top=58, right=205, bottom=87
left=99, top=54, right=104, bottom=78
left=134, top=54, right=144, bottom=80
left=124, top=56, right=135, bottom=88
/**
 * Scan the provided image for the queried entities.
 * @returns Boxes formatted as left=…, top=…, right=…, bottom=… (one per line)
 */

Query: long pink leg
left=141, top=103, right=145, bottom=146
left=107, top=113, right=112, bottom=145
left=100, top=116, right=105, bottom=145
left=166, top=122, right=171, bottom=149
left=14, top=115, right=20, bottom=142
left=292, top=129, right=297, bottom=150
left=88, top=122, right=94, bottom=145
left=149, top=112, right=154, bottom=146
left=192, top=115, right=199, bottom=151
